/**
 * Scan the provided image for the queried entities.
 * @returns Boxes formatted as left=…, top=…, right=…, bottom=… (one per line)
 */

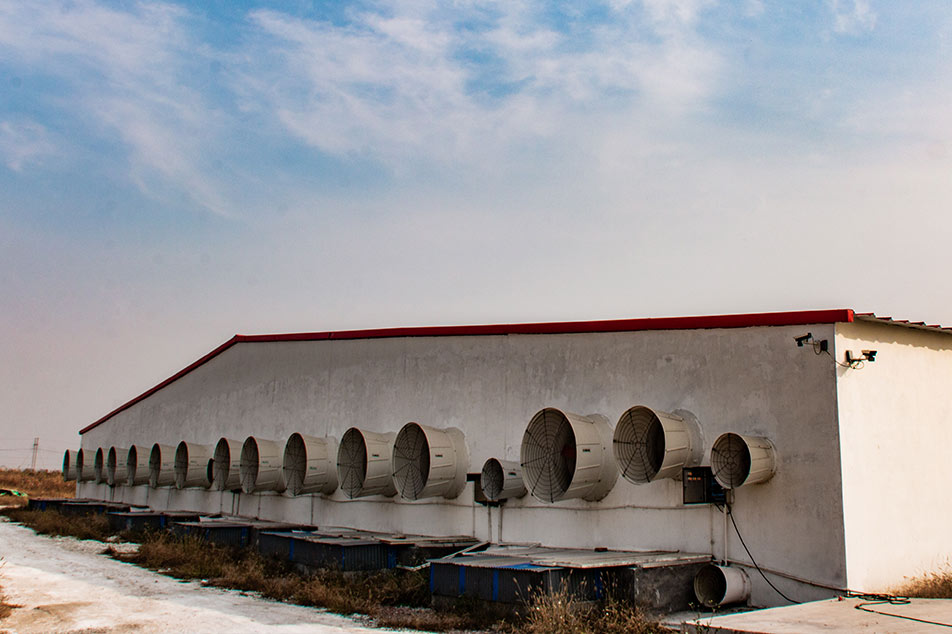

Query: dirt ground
left=0, top=517, right=393, bottom=633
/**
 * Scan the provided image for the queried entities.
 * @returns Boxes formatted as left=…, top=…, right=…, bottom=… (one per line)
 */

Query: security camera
left=862, top=350, right=877, bottom=362
left=794, top=333, right=813, bottom=347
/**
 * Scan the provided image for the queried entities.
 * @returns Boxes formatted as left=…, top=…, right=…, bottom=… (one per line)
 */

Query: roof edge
left=79, top=309, right=853, bottom=435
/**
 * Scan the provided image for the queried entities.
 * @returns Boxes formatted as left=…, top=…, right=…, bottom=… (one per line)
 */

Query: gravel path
left=0, top=517, right=394, bottom=633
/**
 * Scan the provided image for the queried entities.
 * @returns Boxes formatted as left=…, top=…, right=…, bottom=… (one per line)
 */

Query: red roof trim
left=79, top=309, right=853, bottom=435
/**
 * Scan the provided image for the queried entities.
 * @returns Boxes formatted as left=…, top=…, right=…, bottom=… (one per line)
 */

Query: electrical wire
left=725, top=503, right=800, bottom=604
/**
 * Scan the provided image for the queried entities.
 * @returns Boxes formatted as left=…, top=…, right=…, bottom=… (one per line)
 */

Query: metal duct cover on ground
left=240, top=436, right=287, bottom=494
left=711, top=433, right=777, bottom=489
left=106, top=446, right=128, bottom=487
left=613, top=406, right=697, bottom=484
left=149, top=443, right=176, bottom=488
left=480, top=458, right=526, bottom=501
left=520, top=408, right=618, bottom=503
left=126, top=445, right=150, bottom=486
left=62, top=450, right=77, bottom=482
left=93, top=448, right=106, bottom=483
left=337, top=428, right=397, bottom=499
left=213, top=437, right=242, bottom=491
left=392, top=423, right=469, bottom=500
left=174, top=441, right=213, bottom=489
left=283, top=433, right=338, bottom=496
left=694, top=564, right=751, bottom=608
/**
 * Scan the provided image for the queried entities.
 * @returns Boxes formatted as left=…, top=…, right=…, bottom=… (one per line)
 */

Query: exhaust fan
left=480, top=458, right=526, bottom=501
left=126, top=445, right=150, bottom=486
left=520, top=408, right=618, bottom=503
left=240, top=436, right=287, bottom=494
left=106, top=446, right=128, bottom=487
left=392, top=423, right=468, bottom=500
left=283, top=433, right=338, bottom=496
left=62, top=450, right=77, bottom=482
left=694, top=564, right=751, bottom=608
left=711, top=432, right=776, bottom=489
left=213, top=437, right=242, bottom=491
left=93, top=447, right=106, bottom=483
left=174, top=441, right=213, bottom=489
left=337, top=428, right=397, bottom=499
left=613, top=406, right=699, bottom=484
left=149, top=443, right=176, bottom=488
left=76, top=448, right=94, bottom=482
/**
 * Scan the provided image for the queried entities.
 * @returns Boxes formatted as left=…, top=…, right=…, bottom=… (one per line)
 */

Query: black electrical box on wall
left=682, top=466, right=726, bottom=505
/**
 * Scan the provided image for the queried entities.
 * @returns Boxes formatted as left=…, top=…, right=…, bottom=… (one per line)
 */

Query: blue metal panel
left=458, top=567, right=466, bottom=596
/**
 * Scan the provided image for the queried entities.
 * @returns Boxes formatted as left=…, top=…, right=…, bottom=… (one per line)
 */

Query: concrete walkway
left=682, top=597, right=952, bottom=633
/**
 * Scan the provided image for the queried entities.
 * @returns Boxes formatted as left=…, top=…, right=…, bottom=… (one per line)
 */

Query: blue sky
left=2, top=0, right=951, bottom=467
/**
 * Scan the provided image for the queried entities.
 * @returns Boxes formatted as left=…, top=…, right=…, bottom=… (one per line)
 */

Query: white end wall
left=835, top=321, right=952, bottom=591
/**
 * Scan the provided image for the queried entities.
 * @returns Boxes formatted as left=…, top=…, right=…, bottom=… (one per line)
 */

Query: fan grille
left=338, top=428, right=369, bottom=498
left=711, top=433, right=751, bottom=489
left=520, top=409, right=577, bottom=503
left=148, top=445, right=162, bottom=487
left=283, top=433, right=308, bottom=495
left=94, top=448, right=105, bottom=482
left=392, top=423, right=430, bottom=500
left=126, top=447, right=137, bottom=485
left=480, top=458, right=505, bottom=501
left=106, top=447, right=117, bottom=484
left=213, top=439, right=231, bottom=490
left=240, top=438, right=260, bottom=492
left=174, top=443, right=189, bottom=488
left=614, top=407, right=665, bottom=484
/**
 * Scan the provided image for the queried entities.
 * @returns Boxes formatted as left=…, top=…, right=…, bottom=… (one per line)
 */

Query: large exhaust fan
left=337, top=428, right=397, bottom=499
left=392, top=423, right=468, bottom=501
left=93, top=448, right=106, bottom=483
left=520, top=408, right=618, bottom=503
left=62, top=450, right=77, bottom=482
left=149, top=443, right=176, bottom=488
left=174, top=441, right=213, bottom=489
left=126, top=445, right=150, bottom=486
left=240, top=436, right=287, bottom=494
left=283, top=433, right=338, bottom=496
left=213, top=437, right=242, bottom=491
left=711, top=433, right=777, bottom=489
left=613, top=406, right=700, bottom=484
left=480, top=458, right=526, bottom=502
left=106, top=446, right=128, bottom=487
left=76, top=448, right=94, bottom=482
left=694, top=564, right=751, bottom=608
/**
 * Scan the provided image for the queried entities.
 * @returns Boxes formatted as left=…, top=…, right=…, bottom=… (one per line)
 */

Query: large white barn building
left=72, top=309, right=952, bottom=606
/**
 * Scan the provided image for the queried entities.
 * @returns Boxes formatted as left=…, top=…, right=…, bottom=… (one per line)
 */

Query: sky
left=1, top=0, right=951, bottom=468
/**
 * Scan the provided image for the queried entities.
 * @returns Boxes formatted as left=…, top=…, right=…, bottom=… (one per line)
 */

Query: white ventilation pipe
left=174, top=441, right=213, bottom=489
left=149, top=443, right=176, bottom=488
left=106, top=446, right=128, bottom=487
left=76, top=448, right=95, bottom=482
left=392, top=423, right=469, bottom=500
left=711, top=433, right=777, bottom=489
left=480, top=458, right=526, bottom=501
left=93, top=447, right=106, bottom=483
left=240, top=436, right=286, bottom=494
left=213, top=437, right=242, bottom=491
left=283, top=433, right=339, bottom=496
left=694, top=564, right=751, bottom=607
left=613, top=406, right=699, bottom=484
left=126, top=445, right=150, bottom=486
left=337, top=428, right=397, bottom=499
left=521, top=408, right=618, bottom=503
left=62, top=450, right=77, bottom=482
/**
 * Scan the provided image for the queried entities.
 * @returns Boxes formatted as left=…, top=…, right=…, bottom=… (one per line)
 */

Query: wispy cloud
left=830, top=0, right=877, bottom=35
left=0, top=120, right=56, bottom=171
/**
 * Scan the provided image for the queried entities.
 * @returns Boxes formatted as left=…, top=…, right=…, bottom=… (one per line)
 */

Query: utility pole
left=31, top=437, right=38, bottom=470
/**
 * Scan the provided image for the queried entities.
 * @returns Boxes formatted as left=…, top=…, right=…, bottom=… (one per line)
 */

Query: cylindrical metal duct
left=62, top=449, right=77, bottom=482
left=613, top=406, right=694, bottom=484
left=694, top=564, right=751, bottom=607
left=283, top=433, right=338, bottom=496
left=213, top=437, right=242, bottom=491
left=711, top=433, right=777, bottom=489
left=480, top=458, right=526, bottom=501
left=76, top=448, right=95, bottom=482
left=106, top=446, right=128, bottom=487
left=149, top=443, right=176, bottom=488
left=126, top=445, right=150, bottom=486
left=93, top=447, right=106, bottom=483
left=392, top=423, right=469, bottom=501
left=206, top=458, right=215, bottom=486
left=174, top=441, right=213, bottom=489
left=520, top=408, right=618, bottom=503
left=337, top=428, right=397, bottom=499
left=240, top=436, right=286, bottom=494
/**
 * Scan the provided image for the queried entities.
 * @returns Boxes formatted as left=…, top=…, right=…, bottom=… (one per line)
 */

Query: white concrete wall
left=80, top=324, right=845, bottom=605
left=835, top=321, right=952, bottom=591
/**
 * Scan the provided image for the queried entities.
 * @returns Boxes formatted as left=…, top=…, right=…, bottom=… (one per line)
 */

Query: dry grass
left=1, top=507, right=113, bottom=541
left=523, top=584, right=660, bottom=634
left=0, top=557, right=19, bottom=620
left=0, top=469, right=74, bottom=505
left=893, top=565, right=952, bottom=598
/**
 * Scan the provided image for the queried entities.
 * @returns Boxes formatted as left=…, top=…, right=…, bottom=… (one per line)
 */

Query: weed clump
left=0, top=507, right=112, bottom=541
left=523, top=584, right=660, bottom=634
left=0, top=469, right=75, bottom=505
left=893, top=565, right=952, bottom=598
